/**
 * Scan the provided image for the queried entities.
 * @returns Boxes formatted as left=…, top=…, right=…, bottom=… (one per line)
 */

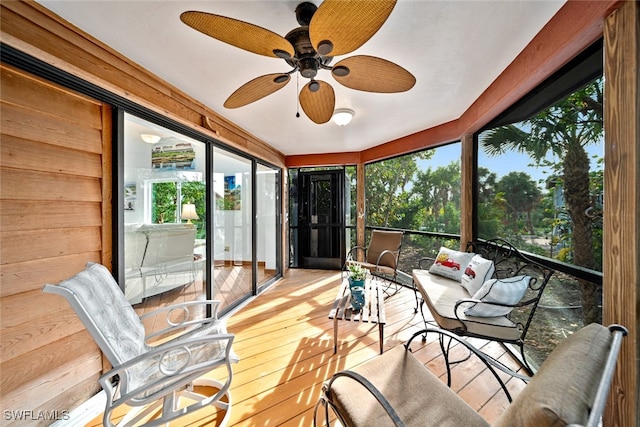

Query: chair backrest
left=492, top=323, right=627, bottom=427
left=43, top=263, right=147, bottom=367
left=366, top=230, right=403, bottom=268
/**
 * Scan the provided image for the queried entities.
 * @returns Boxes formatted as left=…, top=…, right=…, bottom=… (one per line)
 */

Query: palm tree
left=497, top=171, right=542, bottom=235
left=481, top=78, right=603, bottom=324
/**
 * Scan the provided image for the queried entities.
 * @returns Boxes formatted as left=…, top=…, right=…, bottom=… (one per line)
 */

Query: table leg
left=378, top=323, right=384, bottom=354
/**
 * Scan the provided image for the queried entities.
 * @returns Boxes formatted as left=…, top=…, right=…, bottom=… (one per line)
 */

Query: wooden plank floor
left=88, top=269, right=528, bottom=426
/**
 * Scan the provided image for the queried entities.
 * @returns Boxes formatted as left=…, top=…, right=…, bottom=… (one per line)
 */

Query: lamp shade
left=332, top=108, right=354, bottom=126
left=181, top=203, right=199, bottom=223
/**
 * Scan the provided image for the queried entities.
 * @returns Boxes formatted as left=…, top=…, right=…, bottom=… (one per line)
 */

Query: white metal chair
left=43, top=262, right=238, bottom=427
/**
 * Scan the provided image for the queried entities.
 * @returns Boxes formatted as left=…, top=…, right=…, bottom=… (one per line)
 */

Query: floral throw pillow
left=461, top=254, right=495, bottom=296
left=428, top=247, right=475, bottom=282
left=464, top=275, right=530, bottom=317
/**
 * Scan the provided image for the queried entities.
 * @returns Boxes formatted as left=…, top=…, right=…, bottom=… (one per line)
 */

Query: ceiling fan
left=180, top=0, right=416, bottom=124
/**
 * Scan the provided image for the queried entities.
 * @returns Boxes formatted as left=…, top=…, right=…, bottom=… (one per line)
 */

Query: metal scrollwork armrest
left=418, top=257, right=435, bottom=269
left=347, top=245, right=367, bottom=260
left=375, top=249, right=399, bottom=268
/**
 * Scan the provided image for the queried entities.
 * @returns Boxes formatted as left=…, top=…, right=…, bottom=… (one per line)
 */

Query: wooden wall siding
left=603, top=1, right=639, bottom=426
left=0, top=63, right=108, bottom=425
left=0, top=1, right=286, bottom=170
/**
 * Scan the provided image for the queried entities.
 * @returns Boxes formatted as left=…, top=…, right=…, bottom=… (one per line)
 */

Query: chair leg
left=113, top=378, right=233, bottom=427
left=411, top=280, right=420, bottom=313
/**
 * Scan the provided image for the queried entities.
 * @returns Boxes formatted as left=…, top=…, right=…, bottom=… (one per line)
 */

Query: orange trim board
left=285, top=151, right=361, bottom=168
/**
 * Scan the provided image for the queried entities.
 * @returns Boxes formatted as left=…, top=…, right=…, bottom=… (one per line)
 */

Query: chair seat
left=328, top=346, right=489, bottom=427
left=413, top=269, right=522, bottom=341
left=348, top=260, right=396, bottom=276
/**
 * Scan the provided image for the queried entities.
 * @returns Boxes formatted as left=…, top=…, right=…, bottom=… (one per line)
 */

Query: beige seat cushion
left=413, top=269, right=522, bottom=341
left=493, top=323, right=612, bottom=427
left=349, top=260, right=396, bottom=275
left=328, top=346, right=489, bottom=427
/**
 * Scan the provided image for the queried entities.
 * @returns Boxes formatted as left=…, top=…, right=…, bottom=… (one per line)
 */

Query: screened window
left=364, top=143, right=461, bottom=274
left=477, top=76, right=604, bottom=366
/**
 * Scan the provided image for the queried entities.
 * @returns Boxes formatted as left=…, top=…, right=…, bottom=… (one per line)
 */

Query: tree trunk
left=563, top=142, right=600, bottom=324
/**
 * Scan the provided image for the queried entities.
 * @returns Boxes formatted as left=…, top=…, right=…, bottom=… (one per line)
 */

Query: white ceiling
left=36, top=0, right=565, bottom=156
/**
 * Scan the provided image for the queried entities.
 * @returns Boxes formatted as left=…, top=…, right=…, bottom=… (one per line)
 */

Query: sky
left=421, top=141, right=604, bottom=189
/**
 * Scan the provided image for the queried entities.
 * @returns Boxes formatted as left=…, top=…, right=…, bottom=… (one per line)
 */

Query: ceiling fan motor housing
left=295, top=2, right=317, bottom=26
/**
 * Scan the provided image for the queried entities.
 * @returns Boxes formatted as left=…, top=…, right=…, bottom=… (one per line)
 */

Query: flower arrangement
left=348, top=264, right=367, bottom=281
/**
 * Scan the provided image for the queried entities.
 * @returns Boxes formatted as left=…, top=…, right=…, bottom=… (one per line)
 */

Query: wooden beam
left=357, top=162, right=365, bottom=254
left=603, top=2, right=639, bottom=426
left=285, top=152, right=361, bottom=168
left=459, top=134, right=474, bottom=249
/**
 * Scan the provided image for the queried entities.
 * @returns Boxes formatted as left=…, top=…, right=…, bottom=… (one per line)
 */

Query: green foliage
left=365, top=151, right=432, bottom=229
left=347, top=264, right=367, bottom=281
left=182, top=181, right=206, bottom=239
left=152, top=182, right=177, bottom=224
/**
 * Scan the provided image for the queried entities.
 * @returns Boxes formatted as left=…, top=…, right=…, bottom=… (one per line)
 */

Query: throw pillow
left=429, top=247, right=475, bottom=282
left=460, top=254, right=495, bottom=296
left=464, top=275, right=530, bottom=317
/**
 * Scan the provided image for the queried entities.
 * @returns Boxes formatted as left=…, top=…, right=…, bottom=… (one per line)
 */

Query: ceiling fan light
left=273, top=49, right=292, bottom=60
left=332, top=65, right=350, bottom=77
left=140, top=133, right=161, bottom=144
left=332, top=108, right=354, bottom=126
left=317, top=40, right=333, bottom=56
left=273, top=74, right=289, bottom=84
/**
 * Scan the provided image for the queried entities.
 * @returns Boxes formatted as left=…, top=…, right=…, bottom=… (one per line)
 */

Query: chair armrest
left=347, top=245, right=367, bottom=261
left=375, top=249, right=400, bottom=269
left=139, top=300, right=222, bottom=343
left=453, top=295, right=541, bottom=320
left=324, top=370, right=406, bottom=427
left=418, top=257, right=435, bottom=269
left=100, top=333, right=235, bottom=403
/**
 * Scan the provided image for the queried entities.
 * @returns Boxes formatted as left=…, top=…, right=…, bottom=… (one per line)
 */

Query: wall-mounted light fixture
left=332, top=108, right=355, bottom=126
left=140, top=133, right=161, bottom=144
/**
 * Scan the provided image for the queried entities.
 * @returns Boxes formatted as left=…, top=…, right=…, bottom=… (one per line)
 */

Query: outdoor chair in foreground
left=43, top=262, right=238, bottom=427
left=315, top=323, right=627, bottom=427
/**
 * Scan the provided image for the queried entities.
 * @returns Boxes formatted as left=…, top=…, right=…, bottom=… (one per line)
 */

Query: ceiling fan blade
left=332, top=55, right=416, bottom=93
left=181, top=11, right=294, bottom=59
left=309, top=0, right=397, bottom=57
left=224, top=73, right=291, bottom=109
left=299, top=81, right=335, bottom=124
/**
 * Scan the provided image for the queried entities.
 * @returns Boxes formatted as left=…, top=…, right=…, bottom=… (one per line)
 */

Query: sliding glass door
left=120, top=113, right=282, bottom=312
left=256, top=162, right=281, bottom=289
left=212, top=147, right=252, bottom=309
left=122, top=113, right=206, bottom=304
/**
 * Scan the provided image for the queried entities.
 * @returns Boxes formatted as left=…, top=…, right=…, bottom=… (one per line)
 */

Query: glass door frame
left=115, top=108, right=283, bottom=315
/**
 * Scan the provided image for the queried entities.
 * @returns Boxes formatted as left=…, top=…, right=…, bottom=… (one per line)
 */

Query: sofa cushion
left=464, top=275, right=530, bottom=317
left=429, top=247, right=475, bottom=282
left=413, top=270, right=522, bottom=341
left=461, top=255, right=495, bottom=295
